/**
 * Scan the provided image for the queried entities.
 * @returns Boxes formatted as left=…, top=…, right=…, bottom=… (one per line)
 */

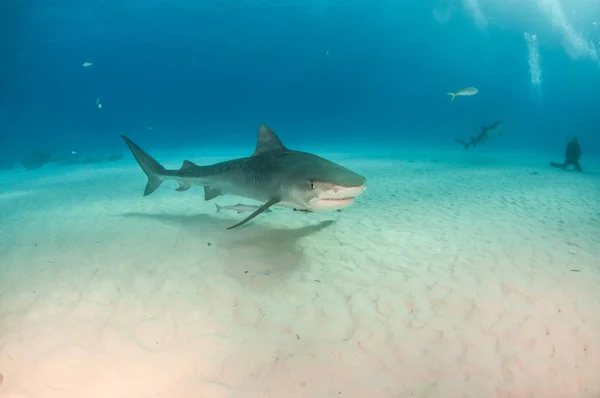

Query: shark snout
left=318, top=180, right=364, bottom=192
left=323, top=183, right=365, bottom=199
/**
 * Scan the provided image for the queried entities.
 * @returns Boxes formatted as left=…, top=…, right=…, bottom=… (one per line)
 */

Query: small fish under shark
left=215, top=203, right=339, bottom=214
left=215, top=203, right=273, bottom=214
left=121, top=124, right=367, bottom=230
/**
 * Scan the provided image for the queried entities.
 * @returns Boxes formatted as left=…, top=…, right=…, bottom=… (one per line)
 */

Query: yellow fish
left=447, top=87, right=478, bottom=101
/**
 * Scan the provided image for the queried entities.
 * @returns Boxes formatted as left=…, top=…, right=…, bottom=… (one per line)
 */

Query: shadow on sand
left=121, top=212, right=335, bottom=281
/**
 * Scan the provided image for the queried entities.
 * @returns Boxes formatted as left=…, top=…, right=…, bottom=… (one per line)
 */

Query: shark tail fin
left=447, top=92, right=456, bottom=102
left=454, top=138, right=470, bottom=149
left=215, top=203, right=222, bottom=213
left=120, top=135, right=167, bottom=196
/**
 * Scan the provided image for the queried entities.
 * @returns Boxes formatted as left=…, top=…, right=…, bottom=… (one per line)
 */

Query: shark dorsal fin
left=252, top=125, right=288, bottom=156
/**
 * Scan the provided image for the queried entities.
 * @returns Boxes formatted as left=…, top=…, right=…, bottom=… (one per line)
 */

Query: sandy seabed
left=0, top=150, right=599, bottom=398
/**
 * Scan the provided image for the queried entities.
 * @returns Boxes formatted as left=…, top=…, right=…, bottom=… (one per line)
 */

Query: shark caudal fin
left=215, top=203, right=223, bottom=213
left=454, top=138, right=470, bottom=149
left=121, top=135, right=167, bottom=196
left=447, top=92, right=456, bottom=102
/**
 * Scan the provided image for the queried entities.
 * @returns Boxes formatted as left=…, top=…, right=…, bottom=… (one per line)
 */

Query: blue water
left=1, top=1, right=599, bottom=164
left=2, top=4, right=600, bottom=395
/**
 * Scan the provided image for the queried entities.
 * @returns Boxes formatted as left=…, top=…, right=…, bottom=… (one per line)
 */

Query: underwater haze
left=1, top=1, right=600, bottom=397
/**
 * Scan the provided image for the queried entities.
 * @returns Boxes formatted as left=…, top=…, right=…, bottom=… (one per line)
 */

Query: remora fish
left=215, top=203, right=273, bottom=214
left=447, top=87, right=478, bottom=102
left=454, top=120, right=503, bottom=149
left=121, top=124, right=367, bottom=230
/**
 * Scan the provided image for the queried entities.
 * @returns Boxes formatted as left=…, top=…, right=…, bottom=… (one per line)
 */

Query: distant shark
left=455, top=120, right=503, bottom=149
left=121, top=125, right=367, bottom=230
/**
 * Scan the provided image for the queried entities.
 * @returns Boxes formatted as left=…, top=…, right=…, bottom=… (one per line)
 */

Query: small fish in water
left=322, top=50, right=330, bottom=56
left=447, top=87, right=478, bottom=102
left=293, top=208, right=313, bottom=213
left=82, top=62, right=93, bottom=67
left=215, top=203, right=273, bottom=214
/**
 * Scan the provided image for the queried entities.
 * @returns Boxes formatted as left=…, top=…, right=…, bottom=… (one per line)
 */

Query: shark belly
left=277, top=201, right=302, bottom=210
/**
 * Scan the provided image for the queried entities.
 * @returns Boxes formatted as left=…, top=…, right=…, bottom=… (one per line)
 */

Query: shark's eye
left=309, top=182, right=315, bottom=190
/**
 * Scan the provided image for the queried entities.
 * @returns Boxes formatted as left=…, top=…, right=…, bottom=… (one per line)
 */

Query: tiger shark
left=121, top=125, right=367, bottom=230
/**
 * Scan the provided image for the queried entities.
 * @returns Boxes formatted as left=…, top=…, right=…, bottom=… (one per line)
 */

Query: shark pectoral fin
left=204, top=186, right=222, bottom=201
left=175, top=182, right=191, bottom=191
left=226, top=198, right=279, bottom=230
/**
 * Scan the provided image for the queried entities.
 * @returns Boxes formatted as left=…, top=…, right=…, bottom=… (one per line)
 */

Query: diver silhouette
left=550, top=137, right=582, bottom=172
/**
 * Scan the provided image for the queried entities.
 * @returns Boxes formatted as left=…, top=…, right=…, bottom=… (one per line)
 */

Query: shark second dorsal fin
left=180, top=160, right=197, bottom=171
left=252, top=125, right=288, bottom=156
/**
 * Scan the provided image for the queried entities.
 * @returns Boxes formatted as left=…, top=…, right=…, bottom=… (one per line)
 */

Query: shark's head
left=284, top=152, right=367, bottom=212
left=251, top=125, right=366, bottom=212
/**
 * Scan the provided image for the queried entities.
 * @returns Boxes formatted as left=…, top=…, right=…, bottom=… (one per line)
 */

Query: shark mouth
left=321, top=197, right=355, bottom=202
left=310, top=184, right=366, bottom=211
